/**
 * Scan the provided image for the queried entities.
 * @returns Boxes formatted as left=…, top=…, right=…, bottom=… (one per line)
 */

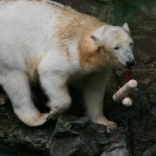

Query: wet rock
left=0, top=104, right=55, bottom=156
left=143, top=144, right=156, bottom=156
left=0, top=144, right=40, bottom=156
left=12, top=124, right=54, bottom=153
left=148, top=98, right=156, bottom=116
left=132, top=114, right=156, bottom=156
left=101, top=135, right=129, bottom=156
left=0, top=93, right=7, bottom=105
left=50, top=115, right=109, bottom=156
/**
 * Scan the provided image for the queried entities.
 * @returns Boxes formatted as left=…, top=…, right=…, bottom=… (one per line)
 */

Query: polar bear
left=0, top=0, right=134, bottom=132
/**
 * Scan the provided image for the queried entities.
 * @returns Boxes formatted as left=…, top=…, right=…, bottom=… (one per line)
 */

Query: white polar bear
left=0, top=0, right=134, bottom=132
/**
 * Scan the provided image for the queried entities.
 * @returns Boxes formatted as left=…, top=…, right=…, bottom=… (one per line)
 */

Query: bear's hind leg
left=0, top=71, right=49, bottom=126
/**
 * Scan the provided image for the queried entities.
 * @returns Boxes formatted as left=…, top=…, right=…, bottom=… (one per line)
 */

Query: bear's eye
left=114, top=46, right=119, bottom=50
left=130, top=42, right=133, bottom=46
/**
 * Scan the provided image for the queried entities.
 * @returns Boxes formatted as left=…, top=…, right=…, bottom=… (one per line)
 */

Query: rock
left=0, top=93, right=7, bottom=105
left=143, top=144, right=156, bottom=156
left=0, top=144, right=39, bottom=156
left=101, top=135, right=129, bottom=156
left=0, top=104, right=55, bottom=156
left=12, top=124, right=54, bottom=153
left=50, top=115, right=109, bottom=156
left=132, top=114, right=156, bottom=156
left=0, top=87, right=8, bottom=105
left=148, top=98, right=156, bottom=116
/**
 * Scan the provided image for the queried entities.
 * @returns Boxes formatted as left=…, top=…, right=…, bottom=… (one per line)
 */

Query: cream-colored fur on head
left=0, top=0, right=134, bottom=132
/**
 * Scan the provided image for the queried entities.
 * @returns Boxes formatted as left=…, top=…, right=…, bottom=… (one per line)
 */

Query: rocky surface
left=0, top=84, right=156, bottom=156
left=50, top=115, right=109, bottom=156
left=143, top=144, right=156, bottom=156
left=132, top=112, right=156, bottom=156
left=0, top=103, right=122, bottom=156
left=0, top=103, right=55, bottom=156
left=101, top=135, right=129, bottom=156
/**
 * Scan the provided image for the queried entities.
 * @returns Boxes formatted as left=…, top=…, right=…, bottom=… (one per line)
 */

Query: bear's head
left=78, top=23, right=134, bottom=73
left=91, top=23, right=134, bottom=68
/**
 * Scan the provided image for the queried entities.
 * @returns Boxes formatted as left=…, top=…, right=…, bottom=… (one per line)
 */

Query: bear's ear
left=90, top=35, right=101, bottom=46
left=91, top=25, right=106, bottom=46
left=123, top=23, right=130, bottom=32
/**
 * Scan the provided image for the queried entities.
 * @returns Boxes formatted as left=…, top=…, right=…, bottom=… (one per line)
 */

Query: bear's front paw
left=104, top=121, right=117, bottom=133
left=92, top=117, right=117, bottom=133
left=29, top=113, right=49, bottom=127
left=49, top=111, right=60, bottom=120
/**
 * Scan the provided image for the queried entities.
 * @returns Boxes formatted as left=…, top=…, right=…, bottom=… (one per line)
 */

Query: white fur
left=0, top=0, right=134, bottom=132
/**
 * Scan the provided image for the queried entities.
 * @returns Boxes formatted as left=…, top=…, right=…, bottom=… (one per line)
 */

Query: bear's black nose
left=126, top=60, right=135, bottom=67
